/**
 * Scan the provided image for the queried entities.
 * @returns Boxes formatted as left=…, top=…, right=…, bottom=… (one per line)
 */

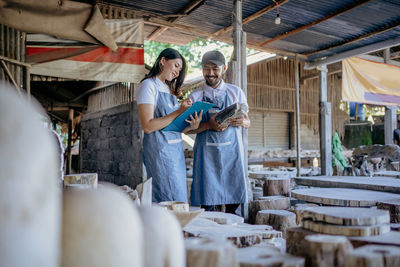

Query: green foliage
left=144, top=38, right=256, bottom=74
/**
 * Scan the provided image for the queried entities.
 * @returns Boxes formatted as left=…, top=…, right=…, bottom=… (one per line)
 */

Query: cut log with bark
left=249, top=196, right=290, bottom=224
left=304, top=234, right=353, bottom=267
left=300, top=206, right=390, bottom=226
left=255, top=210, right=297, bottom=237
left=286, top=227, right=316, bottom=257
left=185, top=238, right=238, bottom=267
left=263, top=177, right=291, bottom=197
left=377, top=198, right=400, bottom=223
left=345, top=245, right=400, bottom=267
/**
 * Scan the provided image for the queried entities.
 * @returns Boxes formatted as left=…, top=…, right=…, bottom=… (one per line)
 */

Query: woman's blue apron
left=190, top=88, right=247, bottom=205
left=143, top=91, right=187, bottom=203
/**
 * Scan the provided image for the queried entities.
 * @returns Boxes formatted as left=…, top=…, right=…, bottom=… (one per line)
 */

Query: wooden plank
left=301, top=207, right=390, bottom=226
left=295, top=176, right=400, bottom=194
left=349, top=231, right=400, bottom=248
left=302, top=220, right=390, bottom=236
left=291, top=188, right=400, bottom=207
left=249, top=170, right=295, bottom=179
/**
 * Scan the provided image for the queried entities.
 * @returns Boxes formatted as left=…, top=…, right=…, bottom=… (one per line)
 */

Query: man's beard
left=205, top=76, right=221, bottom=87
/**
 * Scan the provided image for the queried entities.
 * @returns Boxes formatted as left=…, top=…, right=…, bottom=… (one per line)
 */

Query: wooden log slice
left=291, top=188, right=399, bottom=207
left=302, top=220, right=390, bottom=236
left=301, top=207, right=390, bottom=226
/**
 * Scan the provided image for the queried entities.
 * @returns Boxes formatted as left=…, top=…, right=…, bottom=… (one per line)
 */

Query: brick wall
left=80, top=102, right=142, bottom=189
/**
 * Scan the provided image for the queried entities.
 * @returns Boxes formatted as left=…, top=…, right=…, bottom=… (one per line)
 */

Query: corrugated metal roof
left=101, top=0, right=400, bottom=62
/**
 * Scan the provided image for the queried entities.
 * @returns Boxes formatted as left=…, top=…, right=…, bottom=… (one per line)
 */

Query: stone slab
left=291, top=188, right=400, bottom=207
left=294, top=176, right=400, bottom=194
left=200, top=211, right=244, bottom=225
left=300, top=207, right=390, bottom=226
left=183, top=218, right=281, bottom=248
left=372, top=170, right=400, bottom=178
left=302, top=220, right=390, bottom=236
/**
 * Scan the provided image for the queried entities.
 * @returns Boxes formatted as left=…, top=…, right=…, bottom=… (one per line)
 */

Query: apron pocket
left=167, top=138, right=182, bottom=144
left=206, top=141, right=232, bottom=147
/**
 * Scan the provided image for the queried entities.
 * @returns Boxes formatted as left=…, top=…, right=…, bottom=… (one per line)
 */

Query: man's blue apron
left=143, top=91, right=187, bottom=203
left=190, top=86, right=247, bottom=205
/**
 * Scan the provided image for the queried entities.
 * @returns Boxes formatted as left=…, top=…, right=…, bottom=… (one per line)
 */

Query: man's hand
left=207, top=113, right=228, bottom=132
left=229, top=114, right=250, bottom=128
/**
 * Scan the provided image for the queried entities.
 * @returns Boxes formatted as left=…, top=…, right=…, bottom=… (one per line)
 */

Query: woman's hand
left=183, top=110, right=203, bottom=133
left=178, top=98, right=192, bottom=113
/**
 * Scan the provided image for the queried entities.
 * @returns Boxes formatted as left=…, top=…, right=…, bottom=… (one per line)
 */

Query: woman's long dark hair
left=142, top=48, right=187, bottom=98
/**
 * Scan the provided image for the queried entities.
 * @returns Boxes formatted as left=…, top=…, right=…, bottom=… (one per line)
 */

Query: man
left=187, top=50, right=250, bottom=214
left=394, top=128, right=400, bottom=145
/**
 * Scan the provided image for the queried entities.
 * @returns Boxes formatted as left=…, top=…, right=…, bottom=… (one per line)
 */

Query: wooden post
left=318, top=64, right=333, bottom=176
left=384, top=48, right=397, bottom=145
left=232, top=0, right=248, bottom=220
left=295, top=55, right=301, bottom=177
left=66, top=108, right=74, bottom=175
left=25, top=66, right=30, bottom=102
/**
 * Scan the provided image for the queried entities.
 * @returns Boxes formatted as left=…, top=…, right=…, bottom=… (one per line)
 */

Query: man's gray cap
left=201, top=50, right=226, bottom=66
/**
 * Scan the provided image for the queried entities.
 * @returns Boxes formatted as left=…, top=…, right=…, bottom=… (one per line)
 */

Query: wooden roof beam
left=304, top=19, right=400, bottom=56
left=208, top=0, right=290, bottom=39
left=259, top=0, right=373, bottom=47
left=145, top=17, right=306, bottom=59
left=148, top=0, right=206, bottom=41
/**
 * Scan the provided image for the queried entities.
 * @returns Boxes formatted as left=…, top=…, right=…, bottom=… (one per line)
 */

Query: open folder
left=163, top=101, right=213, bottom=132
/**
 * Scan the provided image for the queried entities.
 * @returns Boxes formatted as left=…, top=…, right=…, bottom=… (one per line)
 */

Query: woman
left=136, top=48, right=202, bottom=203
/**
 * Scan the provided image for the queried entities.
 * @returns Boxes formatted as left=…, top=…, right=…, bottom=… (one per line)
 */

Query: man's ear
left=222, top=65, right=228, bottom=74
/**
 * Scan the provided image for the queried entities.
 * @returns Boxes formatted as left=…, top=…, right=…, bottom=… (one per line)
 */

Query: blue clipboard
left=163, top=101, right=213, bottom=132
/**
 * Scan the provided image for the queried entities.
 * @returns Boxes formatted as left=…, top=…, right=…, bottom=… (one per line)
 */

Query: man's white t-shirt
left=189, top=80, right=247, bottom=112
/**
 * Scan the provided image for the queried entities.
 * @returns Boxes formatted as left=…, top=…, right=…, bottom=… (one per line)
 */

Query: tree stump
left=345, top=245, right=400, bottom=267
left=262, top=177, right=291, bottom=197
left=377, top=198, right=400, bottom=223
left=286, top=227, right=316, bottom=257
left=249, top=196, right=290, bottom=224
left=255, top=210, right=297, bottom=237
left=304, top=234, right=353, bottom=267
left=185, top=238, right=238, bottom=267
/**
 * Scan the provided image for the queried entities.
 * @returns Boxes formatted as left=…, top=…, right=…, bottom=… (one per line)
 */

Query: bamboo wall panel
left=247, top=58, right=348, bottom=138
left=87, top=83, right=136, bottom=113
left=0, top=24, right=25, bottom=87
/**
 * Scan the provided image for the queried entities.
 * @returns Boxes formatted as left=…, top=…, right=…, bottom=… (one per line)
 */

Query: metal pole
left=66, top=108, right=74, bottom=175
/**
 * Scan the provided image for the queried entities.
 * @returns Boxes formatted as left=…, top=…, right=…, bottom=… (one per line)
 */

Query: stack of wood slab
left=293, top=175, right=400, bottom=226
left=286, top=206, right=400, bottom=266
left=248, top=170, right=299, bottom=238
left=183, top=211, right=305, bottom=267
